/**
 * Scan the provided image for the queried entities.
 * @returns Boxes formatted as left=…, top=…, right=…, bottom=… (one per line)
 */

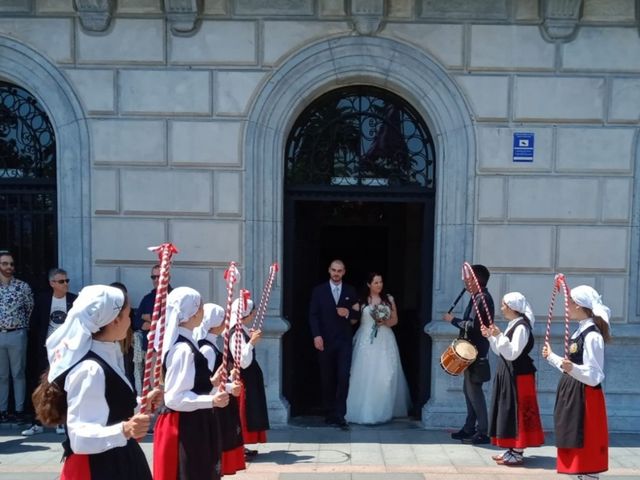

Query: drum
left=440, top=339, right=478, bottom=376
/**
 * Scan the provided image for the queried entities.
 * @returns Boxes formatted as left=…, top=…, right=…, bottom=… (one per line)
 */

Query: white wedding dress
left=345, top=303, right=411, bottom=424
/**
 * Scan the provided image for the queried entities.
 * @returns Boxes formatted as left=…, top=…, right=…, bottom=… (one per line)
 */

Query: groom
left=309, top=259, right=360, bottom=430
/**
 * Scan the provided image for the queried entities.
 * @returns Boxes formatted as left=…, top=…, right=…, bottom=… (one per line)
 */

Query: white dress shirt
left=229, top=327, right=254, bottom=369
left=488, top=316, right=529, bottom=361
left=164, top=326, right=215, bottom=412
left=546, top=318, right=605, bottom=387
left=64, top=340, right=132, bottom=455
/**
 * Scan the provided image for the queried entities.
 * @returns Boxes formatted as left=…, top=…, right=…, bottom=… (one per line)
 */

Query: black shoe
left=14, top=412, right=27, bottom=425
left=244, top=448, right=258, bottom=457
left=451, top=428, right=475, bottom=440
left=336, top=419, right=350, bottom=431
left=463, top=432, right=490, bottom=444
left=324, top=416, right=337, bottom=425
left=0, top=412, right=8, bottom=424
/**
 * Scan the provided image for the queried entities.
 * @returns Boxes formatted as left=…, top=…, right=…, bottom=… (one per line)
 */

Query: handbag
left=468, top=357, right=491, bottom=383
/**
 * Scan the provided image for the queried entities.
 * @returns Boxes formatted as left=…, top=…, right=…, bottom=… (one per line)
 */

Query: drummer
left=442, top=264, right=494, bottom=445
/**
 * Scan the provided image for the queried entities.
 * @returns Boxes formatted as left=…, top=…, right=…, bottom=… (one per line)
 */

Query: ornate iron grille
left=285, top=86, right=435, bottom=191
left=1, top=81, right=56, bottom=179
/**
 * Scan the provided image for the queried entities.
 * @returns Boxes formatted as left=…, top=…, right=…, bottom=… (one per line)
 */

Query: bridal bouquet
left=369, top=303, right=391, bottom=344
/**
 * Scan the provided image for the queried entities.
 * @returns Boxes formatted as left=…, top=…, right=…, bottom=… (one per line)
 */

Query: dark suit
left=30, top=291, right=77, bottom=373
left=309, top=281, right=360, bottom=421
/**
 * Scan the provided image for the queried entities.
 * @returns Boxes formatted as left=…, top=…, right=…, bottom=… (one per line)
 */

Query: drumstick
left=447, top=288, right=466, bottom=313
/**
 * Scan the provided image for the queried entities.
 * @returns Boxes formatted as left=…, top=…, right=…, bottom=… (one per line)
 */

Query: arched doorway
left=0, top=81, right=57, bottom=291
left=282, top=86, right=436, bottom=418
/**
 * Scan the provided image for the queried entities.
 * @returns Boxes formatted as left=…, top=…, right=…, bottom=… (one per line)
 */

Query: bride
left=346, top=272, right=411, bottom=424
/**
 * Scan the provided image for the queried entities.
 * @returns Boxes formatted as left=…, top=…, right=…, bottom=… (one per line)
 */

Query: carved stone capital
left=74, top=0, right=115, bottom=33
left=164, top=0, right=202, bottom=36
left=350, top=0, right=386, bottom=36
left=541, top=0, right=583, bottom=42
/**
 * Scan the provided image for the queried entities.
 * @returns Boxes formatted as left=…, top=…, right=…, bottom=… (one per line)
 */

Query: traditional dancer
left=542, top=285, right=611, bottom=480
left=32, top=285, right=157, bottom=480
left=482, top=292, right=544, bottom=465
left=230, top=297, right=269, bottom=457
left=194, top=303, right=245, bottom=475
left=153, top=287, right=229, bottom=480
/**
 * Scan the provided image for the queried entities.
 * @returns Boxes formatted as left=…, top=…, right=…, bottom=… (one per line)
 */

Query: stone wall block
left=120, top=266, right=161, bottom=307
left=168, top=267, right=214, bottom=301
left=215, top=71, right=266, bottom=115
left=514, top=77, right=605, bottom=121
left=319, top=0, right=346, bottom=16
left=78, top=19, right=164, bottom=64
left=118, top=0, right=163, bottom=13
left=119, top=70, right=211, bottom=115
left=477, top=127, right=553, bottom=171
left=382, top=23, right=463, bottom=69
left=419, top=0, right=508, bottom=19
left=92, top=266, right=119, bottom=285
left=214, top=171, right=243, bottom=217
left=203, top=0, right=229, bottom=14
left=170, top=21, right=257, bottom=65
left=91, top=119, right=166, bottom=165
left=0, top=0, right=30, bottom=12
left=388, top=0, right=413, bottom=18
left=602, top=178, right=632, bottom=222
left=470, top=25, right=555, bottom=70
left=93, top=218, right=167, bottom=261
left=556, top=127, right=635, bottom=172
left=583, top=0, right=636, bottom=22
left=169, top=220, right=242, bottom=263
left=557, top=226, right=628, bottom=270
left=476, top=225, right=554, bottom=269
left=609, top=78, right=640, bottom=122
left=601, top=276, right=626, bottom=320
left=92, top=168, right=119, bottom=213
left=120, top=169, right=213, bottom=214
left=563, top=28, right=640, bottom=72
left=507, top=177, right=599, bottom=221
left=63, top=69, right=115, bottom=113
left=515, top=0, right=540, bottom=20
left=477, top=177, right=505, bottom=221
left=455, top=75, right=510, bottom=120
left=169, top=121, right=242, bottom=166
left=0, top=19, right=73, bottom=63
left=36, top=0, right=75, bottom=13
left=235, top=0, right=313, bottom=15
left=263, top=21, right=351, bottom=65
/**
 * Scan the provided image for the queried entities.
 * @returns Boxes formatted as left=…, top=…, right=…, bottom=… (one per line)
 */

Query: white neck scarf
left=503, top=291, right=535, bottom=327
left=570, top=285, right=611, bottom=326
left=157, top=287, right=202, bottom=363
left=193, top=303, right=225, bottom=342
left=46, top=285, right=125, bottom=382
left=229, top=297, right=255, bottom=333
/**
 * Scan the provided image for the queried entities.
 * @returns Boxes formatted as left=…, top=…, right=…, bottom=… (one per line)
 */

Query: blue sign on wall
left=513, top=132, right=534, bottom=162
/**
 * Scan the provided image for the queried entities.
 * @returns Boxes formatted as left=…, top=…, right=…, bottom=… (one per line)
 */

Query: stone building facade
left=1, top=0, right=639, bottom=431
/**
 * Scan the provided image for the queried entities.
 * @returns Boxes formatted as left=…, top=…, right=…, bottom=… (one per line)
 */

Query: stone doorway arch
left=243, top=35, right=475, bottom=425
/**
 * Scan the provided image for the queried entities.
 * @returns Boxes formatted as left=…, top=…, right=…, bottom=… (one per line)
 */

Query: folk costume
left=546, top=285, right=609, bottom=479
left=153, top=287, right=222, bottom=480
left=488, top=292, right=544, bottom=465
left=195, top=303, right=245, bottom=475
left=229, top=298, right=269, bottom=446
left=45, top=285, right=151, bottom=480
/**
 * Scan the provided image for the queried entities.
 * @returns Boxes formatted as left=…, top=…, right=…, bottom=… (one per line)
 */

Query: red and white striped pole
left=140, top=242, right=178, bottom=414
left=462, top=262, right=493, bottom=326
left=219, top=262, right=239, bottom=390
left=233, top=289, right=251, bottom=376
left=251, top=263, right=278, bottom=332
left=544, top=273, right=571, bottom=359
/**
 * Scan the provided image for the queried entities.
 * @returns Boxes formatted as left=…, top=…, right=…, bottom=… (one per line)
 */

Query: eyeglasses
left=53, top=279, right=70, bottom=284
left=150, top=275, right=160, bottom=280
left=0, top=262, right=14, bottom=267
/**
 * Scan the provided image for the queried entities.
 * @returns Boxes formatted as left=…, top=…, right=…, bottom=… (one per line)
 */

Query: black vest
left=568, top=325, right=598, bottom=368
left=165, top=335, right=212, bottom=394
left=504, top=317, right=536, bottom=375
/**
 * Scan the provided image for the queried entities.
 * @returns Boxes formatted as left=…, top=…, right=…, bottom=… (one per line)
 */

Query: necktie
left=333, top=285, right=340, bottom=304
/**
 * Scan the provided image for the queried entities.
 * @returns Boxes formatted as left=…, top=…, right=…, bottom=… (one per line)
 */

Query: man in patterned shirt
left=0, top=250, right=34, bottom=423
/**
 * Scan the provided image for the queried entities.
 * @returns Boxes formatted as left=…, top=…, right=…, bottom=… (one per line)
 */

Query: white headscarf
left=229, top=297, right=255, bottom=332
left=46, top=285, right=125, bottom=382
left=193, top=303, right=225, bottom=342
left=570, top=285, right=611, bottom=325
left=503, top=291, right=535, bottom=327
left=157, top=286, right=202, bottom=363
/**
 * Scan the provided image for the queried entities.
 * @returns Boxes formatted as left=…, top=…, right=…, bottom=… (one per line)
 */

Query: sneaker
left=463, top=432, right=491, bottom=444
left=21, top=424, right=44, bottom=436
left=491, top=450, right=509, bottom=461
left=451, top=428, right=475, bottom=440
left=496, top=450, right=523, bottom=466
left=56, top=425, right=65, bottom=435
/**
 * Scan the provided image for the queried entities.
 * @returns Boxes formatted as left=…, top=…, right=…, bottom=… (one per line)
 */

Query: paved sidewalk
left=1, top=418, right=639, bottom=480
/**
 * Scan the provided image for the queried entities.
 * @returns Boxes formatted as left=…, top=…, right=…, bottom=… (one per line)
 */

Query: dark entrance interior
left=282, top=198, right=434, bottom=418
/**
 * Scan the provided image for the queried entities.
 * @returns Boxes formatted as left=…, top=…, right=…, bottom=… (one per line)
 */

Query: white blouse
left=164, top=326, right=215, bottom=412
left=229, top=326, right=254, bottom=369
left=546, top=318, right=605, bottom=387
left=197, top=332, right=235, bottom=393
left=488, top=316, right=529, bottom=361
left=64, top=340, right=132, bottom=455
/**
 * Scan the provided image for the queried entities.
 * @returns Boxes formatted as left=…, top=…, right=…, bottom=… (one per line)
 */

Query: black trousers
left=317, top=337, right=352, bottom=421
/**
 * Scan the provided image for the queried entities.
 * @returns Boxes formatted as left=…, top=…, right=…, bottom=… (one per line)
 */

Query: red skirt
left=557, top=385, right=608, bottom=474
left=222, top=445, right=246, bottom=475
left=60, top=454, right=90, bottom=480
left=491, top=374, right=545, bottom=449
left=239, top=382, right=267, bottom=444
